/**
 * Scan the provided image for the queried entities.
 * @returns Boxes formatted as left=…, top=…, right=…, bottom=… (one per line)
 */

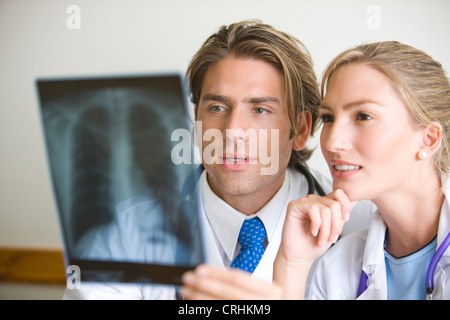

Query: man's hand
left=181, top=264, right=282, bottom=300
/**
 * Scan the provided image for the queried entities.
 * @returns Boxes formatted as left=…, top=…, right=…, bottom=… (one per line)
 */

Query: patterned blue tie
left=231, top=217, right=266, bottom=273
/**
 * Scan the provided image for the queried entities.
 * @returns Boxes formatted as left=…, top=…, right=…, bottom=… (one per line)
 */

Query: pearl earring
left=418, top=151, right=428, bottom=160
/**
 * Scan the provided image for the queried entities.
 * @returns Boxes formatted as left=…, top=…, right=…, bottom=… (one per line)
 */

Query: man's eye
left=209, top=105, right=224, bottom=112
left=254, top=107, right=268, bottom=115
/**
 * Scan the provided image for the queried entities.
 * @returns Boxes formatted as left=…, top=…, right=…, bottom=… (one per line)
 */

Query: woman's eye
left=355, top=113, right=373, bottom=121
left=320, top=114, right=334, bottom=123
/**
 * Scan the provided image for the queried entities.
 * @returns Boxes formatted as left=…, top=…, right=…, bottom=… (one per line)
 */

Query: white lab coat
left=308, top=176, right=450, bottom=300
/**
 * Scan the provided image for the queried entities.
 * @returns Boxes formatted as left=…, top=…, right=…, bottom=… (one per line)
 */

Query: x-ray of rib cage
left=39, top=77, right=201, bottom=267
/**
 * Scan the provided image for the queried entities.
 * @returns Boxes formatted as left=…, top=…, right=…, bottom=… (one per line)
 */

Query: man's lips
left=223, top=155, right=248, bottom=163
left=219, top=153, right=258, bottom=170
left=222, top=152, right=257, bottom=163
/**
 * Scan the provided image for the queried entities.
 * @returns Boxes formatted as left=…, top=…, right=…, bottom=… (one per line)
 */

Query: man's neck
left=207, top=171, right=287, bottom=216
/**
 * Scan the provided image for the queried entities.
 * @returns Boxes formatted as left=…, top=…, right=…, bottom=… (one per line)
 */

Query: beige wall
left=1, top=0, right=449, bottom=248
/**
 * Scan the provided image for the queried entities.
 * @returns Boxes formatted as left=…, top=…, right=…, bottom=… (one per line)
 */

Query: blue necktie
left=231, top=217, right=266, bottom=273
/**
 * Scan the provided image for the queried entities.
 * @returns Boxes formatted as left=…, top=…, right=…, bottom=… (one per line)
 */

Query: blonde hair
left=321, top=41, right=450, bottom=177
left=187, top=20, right=321, bottom=168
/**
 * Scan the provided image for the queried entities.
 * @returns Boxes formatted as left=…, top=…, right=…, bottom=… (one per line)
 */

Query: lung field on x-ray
left=39, top=77, right=194, bottom=256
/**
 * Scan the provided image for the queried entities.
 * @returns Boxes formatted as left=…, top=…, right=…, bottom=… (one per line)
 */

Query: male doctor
left=64, top=20, right=372, bottom=299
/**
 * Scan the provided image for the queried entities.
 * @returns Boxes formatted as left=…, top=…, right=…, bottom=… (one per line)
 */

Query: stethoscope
left=356, top=231, right=450, bottom=300
left=294, top=163, right=326, bottom=197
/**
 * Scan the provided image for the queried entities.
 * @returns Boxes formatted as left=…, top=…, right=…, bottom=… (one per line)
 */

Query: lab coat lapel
left=432, top=177, right=450, bottom=300
left=357, top=211, right=388, bottom=300
left=357, top=265, right=387, bottom=300
left=437, top=178, right=450, bottom=256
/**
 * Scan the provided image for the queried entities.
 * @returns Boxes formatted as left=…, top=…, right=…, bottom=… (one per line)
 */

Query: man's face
left=195, top=55, right=309, bottom=214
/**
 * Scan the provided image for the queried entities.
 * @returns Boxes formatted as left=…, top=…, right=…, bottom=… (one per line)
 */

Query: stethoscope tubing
left=426, top=231, right=450, bottom=298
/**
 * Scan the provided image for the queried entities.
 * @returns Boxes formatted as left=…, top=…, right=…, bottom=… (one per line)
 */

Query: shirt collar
left=200, top=169, right=290, bottom=262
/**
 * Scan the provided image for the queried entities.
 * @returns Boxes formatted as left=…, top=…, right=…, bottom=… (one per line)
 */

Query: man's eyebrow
left=201, top=94, right=231, bottom=104
left=246, top=97, right=280, bottom=104
left=201, top=94, right=280, bottom=105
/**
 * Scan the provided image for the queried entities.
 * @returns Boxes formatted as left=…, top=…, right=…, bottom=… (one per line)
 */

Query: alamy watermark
left=66, top=265, right=81, bottom=289
left=66, top=5, right=81, bottom=30
left=366, top=5, right=381, bottom=30
left=171, top=121, right=280, bottom=176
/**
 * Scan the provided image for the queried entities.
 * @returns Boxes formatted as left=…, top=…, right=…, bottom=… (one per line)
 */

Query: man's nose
left=224, top=108, right=249, bottom=143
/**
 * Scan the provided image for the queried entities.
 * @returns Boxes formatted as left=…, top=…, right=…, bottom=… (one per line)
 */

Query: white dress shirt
left=201, top=167, right=292, bottom=268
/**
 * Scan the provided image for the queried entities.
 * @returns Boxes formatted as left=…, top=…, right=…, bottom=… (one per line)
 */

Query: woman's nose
left=322, top=122, right=352, bottom=153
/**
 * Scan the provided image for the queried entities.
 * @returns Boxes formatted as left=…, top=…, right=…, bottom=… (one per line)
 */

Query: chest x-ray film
left=36, top=74, right=204, bottom=286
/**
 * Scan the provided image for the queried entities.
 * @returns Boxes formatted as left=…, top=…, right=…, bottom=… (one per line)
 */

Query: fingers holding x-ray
left=182, top=265, right=282, bottom=300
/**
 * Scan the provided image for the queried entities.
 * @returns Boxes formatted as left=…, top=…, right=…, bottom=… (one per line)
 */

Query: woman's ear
left=418, top=121, right=442, bottom=158
left=292, top=111, right=312, bottom=151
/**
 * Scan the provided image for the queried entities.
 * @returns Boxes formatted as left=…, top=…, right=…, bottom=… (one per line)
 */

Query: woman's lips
left=331, top=160, right=362, bottom=178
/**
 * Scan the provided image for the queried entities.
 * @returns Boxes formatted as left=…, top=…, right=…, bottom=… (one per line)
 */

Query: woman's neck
left=373, top=173, right=444, bottom=258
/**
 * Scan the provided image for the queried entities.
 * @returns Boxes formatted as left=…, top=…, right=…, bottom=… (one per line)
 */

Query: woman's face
left=319, top=63, right=424, bottom=202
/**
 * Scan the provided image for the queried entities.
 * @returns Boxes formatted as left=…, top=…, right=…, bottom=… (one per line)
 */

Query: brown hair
left=186, top=20, right=321, bottom=168
left=321, top=41, right=450, bottom=177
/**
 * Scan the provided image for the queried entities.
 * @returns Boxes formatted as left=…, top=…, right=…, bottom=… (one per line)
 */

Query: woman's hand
left=273, top=188, right=357, bottom=299
left=181, top=264, right=282, bottom=300
left=280, top=188, right=357, bottom=262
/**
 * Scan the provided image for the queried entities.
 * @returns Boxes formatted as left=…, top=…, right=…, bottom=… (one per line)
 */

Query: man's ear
left=292, top=111, right=312, bottom=151
left=419, top=121, right=442, bottom=157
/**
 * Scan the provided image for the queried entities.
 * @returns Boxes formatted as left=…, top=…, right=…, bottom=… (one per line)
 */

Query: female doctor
left=181, top=41, right=450, bottom=300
